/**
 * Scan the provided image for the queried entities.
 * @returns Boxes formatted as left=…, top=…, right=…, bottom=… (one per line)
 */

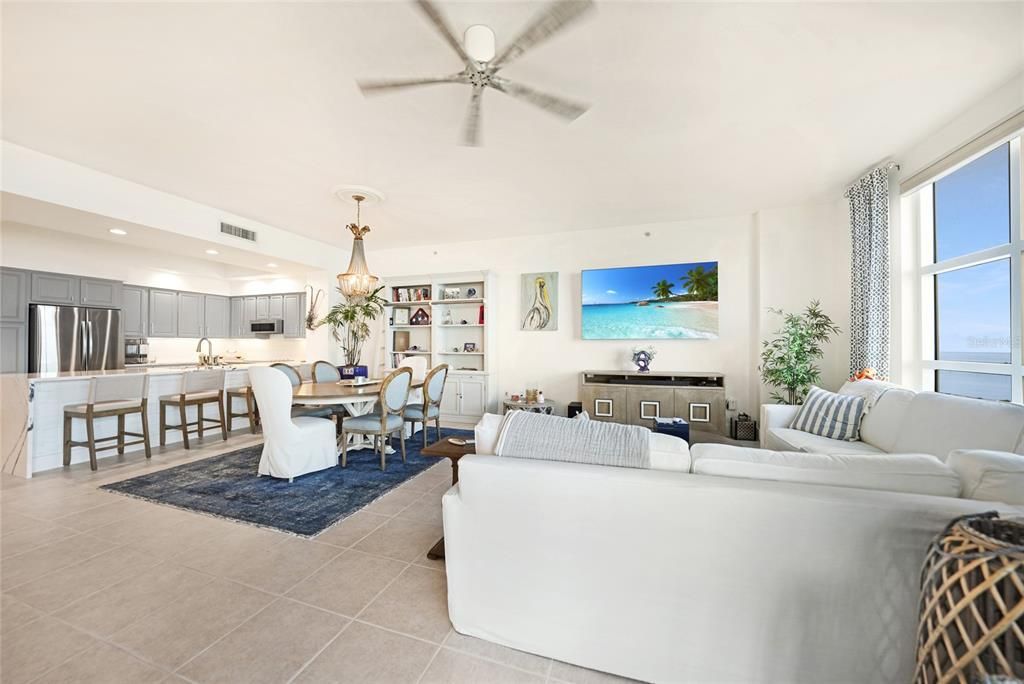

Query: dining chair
left=341, top=367, right=413, bottom=471
left=398, top=356, right=429, bottom=406
left=63, top=374, right=151, bottom=470
left=249, top=367, right=337, bottom=482
left=271, top=363, right=335, bottom=419
left=159, top=369, right=227, bottom=449
left=312, top=360, right=342, bottom=383
left=403, top=363, right=449, bottom=447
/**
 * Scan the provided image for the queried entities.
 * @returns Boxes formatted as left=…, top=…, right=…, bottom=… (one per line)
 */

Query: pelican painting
left=521, top=272, right=559, bottom=331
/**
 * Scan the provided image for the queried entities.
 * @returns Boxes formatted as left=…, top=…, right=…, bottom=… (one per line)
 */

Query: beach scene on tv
left=581, top=261, right=719, bottom=339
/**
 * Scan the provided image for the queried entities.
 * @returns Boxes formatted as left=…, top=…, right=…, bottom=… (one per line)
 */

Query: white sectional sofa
left=440, top=406, right=1024, bottom=684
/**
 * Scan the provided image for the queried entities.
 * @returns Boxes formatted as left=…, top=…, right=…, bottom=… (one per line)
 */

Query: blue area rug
left=100, top=428, right=472, bottom=537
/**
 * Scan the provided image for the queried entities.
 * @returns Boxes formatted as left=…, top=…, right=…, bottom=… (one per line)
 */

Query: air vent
left=220, top=222, right=257, bottom=242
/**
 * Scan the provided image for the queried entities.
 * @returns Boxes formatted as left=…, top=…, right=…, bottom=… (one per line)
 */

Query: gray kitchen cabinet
left=283, top=293, right=304, bottom=338
left=177, top=292, right=205, bottom=338
left=268, top=295, right=284, bottom=320
left=204, top=295, right=230, bottom=338
left=148, top=289, right=178, bottom=337
left=243, top=297, right=257, bottom=338
left=255, top=296, right=269, bottom=321
left=230, top=297, right=244, bottom=338
left=122, top=285, right=148, bottom=337
left=30, top=272, right=79, bottom=305
left=80, top=278, right=123, bottom=308
left=1, top=268, right=28, bottom=322
left=0, top=323, right=27, bottom=373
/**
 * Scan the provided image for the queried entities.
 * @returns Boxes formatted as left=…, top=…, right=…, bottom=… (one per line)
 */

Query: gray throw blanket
left=494, top=411, right=651, bottom=469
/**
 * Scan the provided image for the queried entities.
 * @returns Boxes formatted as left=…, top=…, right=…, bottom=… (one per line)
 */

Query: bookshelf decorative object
left=382, top=271, right=497, bottom=425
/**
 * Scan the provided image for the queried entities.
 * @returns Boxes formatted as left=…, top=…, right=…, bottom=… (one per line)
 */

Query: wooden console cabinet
left=579, top=371, right=726, bottom=434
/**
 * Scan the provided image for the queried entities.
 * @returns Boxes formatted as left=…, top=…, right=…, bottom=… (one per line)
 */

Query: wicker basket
left=915, top=512, right=1024, bottom=684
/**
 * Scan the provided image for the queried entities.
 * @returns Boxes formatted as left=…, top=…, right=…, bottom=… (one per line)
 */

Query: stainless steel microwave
left=250, top=319, right=284, bottom=334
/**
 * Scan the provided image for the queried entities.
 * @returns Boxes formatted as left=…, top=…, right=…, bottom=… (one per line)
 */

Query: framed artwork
left=581, top=261, right=719, bottom=339
left=521, top=272, right=558, bottom=331
left=393, top=308, right=410, bottom=326
left=394, top=331, right=410, bottom=352
left=443, top=287, right=462, bottom=300
left=463, top=342, right=477, bottom=352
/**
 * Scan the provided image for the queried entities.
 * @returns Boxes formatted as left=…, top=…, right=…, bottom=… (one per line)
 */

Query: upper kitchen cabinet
left=255, top=296, right=269, bottom=321
left=283, top=293, right=305, bottom=337
left=0, top=268, right=28, bottom=322
left=30, top=272, right=79, bottom=305
left=268, top=295, right=284, bottom=320
left=80, top=278, right=123, bottom=308
left=177, top=292, right=205, bottom=338
left=204, top=295, right=230, bottom=338
left=122, top=285, right=148, bottom=337
left=242, top=297, right=257, bottom=337
left=230, top=297, right=244, bottom=338
left=148, top=289, right=178, bottom=337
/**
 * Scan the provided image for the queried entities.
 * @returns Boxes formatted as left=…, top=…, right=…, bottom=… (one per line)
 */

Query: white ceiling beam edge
left=0, top=141, right=345, bottom=273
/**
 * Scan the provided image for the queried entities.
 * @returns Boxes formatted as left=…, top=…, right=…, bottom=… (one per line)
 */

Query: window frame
left=912, top=133, right=1022, bottom=402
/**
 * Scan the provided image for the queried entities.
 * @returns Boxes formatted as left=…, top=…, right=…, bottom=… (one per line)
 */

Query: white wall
left=893, top=72, right=1024, bottom=388
left=368, top=203, right=850, bottom=416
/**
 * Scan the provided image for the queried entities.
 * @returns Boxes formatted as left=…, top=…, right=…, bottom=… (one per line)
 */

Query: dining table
left=292, top=378, right=424, bottom=454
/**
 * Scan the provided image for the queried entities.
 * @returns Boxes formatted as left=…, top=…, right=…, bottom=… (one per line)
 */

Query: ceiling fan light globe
left=464, top=24, right=496, bottom=62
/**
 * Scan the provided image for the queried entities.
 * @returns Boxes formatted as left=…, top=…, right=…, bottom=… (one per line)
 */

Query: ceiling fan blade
left=462, top=86, right=484, bottom=146
left=489, top=78, right=588, bottom=120
left=490, top=0, right=594, bottom=71
left=413, top=0, right=477, bottom=68
left=357, top=73, right=466, bottom=95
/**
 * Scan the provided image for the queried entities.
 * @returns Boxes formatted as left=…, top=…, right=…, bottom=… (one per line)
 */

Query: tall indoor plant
left=759, top=300, right=841, bottom=404
left=318, top=285, right=387, bottom=373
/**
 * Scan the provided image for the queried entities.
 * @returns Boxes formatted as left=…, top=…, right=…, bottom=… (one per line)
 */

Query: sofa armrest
left=759, top=404, right=800, bottom=447
left=946, top=449, right=1024, bottom=504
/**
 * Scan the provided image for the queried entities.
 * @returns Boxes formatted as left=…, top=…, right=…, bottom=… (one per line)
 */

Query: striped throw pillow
left=789, top=386, right=866, bottom=442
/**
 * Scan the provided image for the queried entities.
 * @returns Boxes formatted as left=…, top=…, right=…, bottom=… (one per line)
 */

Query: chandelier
left=337, top=194, right=379, bottom=299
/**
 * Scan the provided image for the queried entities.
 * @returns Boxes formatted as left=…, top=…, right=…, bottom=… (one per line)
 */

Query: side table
left=503, top=399, right=558, bottom=415
left=421, top=437, right=475, bottom=560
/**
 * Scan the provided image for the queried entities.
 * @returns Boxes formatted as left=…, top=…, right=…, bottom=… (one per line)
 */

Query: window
left=910, top=133, right=1022, bottom=402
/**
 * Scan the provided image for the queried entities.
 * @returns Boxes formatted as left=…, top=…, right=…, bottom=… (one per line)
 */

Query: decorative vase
left=632, top=350, right=652, bottom=373
left=340, top=365, right=368, bottom=379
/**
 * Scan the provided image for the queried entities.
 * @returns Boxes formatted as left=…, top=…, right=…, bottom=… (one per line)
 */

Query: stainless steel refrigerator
left=29, top=304, right=123, bottom=373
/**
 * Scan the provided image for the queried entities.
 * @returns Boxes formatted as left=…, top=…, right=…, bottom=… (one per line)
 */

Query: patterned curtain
left=845, top=167, right=891, bottom=378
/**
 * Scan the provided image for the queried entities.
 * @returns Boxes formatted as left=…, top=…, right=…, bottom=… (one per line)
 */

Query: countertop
left=9, top=359, right=310, bottom=383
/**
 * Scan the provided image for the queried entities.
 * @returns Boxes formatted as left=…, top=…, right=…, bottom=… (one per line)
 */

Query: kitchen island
left=1, top=361, right=310, bottom=478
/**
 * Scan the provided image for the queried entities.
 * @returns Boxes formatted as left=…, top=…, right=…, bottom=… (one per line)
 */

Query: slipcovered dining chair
left=249, top=367, right=337, bottom=482
left=403, top=364, right=449, bottom=447
left=271, top=363, right=334, bottom=419
left=398, top=356, right=429, bottom=405
left=341, top=367, right=412, bottom=471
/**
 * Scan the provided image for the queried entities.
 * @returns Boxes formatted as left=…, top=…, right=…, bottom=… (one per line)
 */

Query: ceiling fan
left=357, top=0, right=594, bottom=146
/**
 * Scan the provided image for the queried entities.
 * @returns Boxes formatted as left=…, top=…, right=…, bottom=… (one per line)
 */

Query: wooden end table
left=421, top=437, right=475, bottom=560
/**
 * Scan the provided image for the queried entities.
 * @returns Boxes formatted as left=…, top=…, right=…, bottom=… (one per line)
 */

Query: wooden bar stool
left=226, top=386, right=258, bottom=434
left=63, top=375, right=151, bottom=471
left=159, top=369, right=228, bottom=449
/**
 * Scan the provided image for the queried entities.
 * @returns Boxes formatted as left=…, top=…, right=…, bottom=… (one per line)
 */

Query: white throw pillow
left=790, top=386, right=866, bottom=442
left=946, top=449, right=1024, bottom=505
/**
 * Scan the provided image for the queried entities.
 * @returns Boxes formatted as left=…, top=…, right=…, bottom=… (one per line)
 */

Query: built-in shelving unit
left=381, top=270, right=497, bottom=425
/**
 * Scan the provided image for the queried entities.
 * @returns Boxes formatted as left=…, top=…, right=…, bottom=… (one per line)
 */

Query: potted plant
left=318, top=286, right=387, bottom=378
left=759, top=300, right=841, bottom=404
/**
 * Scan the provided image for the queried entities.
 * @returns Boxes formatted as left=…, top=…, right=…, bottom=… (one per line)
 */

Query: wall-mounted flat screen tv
left=581, top=261, right=719, bottom=340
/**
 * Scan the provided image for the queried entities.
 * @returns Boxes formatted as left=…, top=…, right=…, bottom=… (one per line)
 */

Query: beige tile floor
left=0, top=431, right=635, bottom=684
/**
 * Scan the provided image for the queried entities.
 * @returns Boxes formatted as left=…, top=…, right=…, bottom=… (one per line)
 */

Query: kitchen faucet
left=196, top=337, right=214, bottom=366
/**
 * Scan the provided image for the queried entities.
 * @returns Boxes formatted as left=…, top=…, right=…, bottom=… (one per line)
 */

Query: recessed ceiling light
left=266, top=263, right=278, bottom=268
left=108, top=228, right=127, bottom=236
left=205, top=249, right=219, bottom=255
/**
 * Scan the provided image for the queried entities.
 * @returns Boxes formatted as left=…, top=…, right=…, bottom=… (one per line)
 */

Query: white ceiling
left=3, top=1, right=1022, bottom=250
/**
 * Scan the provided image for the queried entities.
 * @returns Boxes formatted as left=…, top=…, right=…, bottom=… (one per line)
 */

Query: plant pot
left=340, top=365, right=368, bottom=379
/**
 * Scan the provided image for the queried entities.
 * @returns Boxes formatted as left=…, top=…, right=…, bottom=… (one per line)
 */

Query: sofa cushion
left=891, top=392, right=1024, bottom=460
left=789, top=386, right=865, bottom=441
left=690, top=444, right=961, bottom=498
left=764, top=427, right=884, bottom=455
left=946, top=449, right=1024, bottom=504
left=839, top=380, right=916, bottom=452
